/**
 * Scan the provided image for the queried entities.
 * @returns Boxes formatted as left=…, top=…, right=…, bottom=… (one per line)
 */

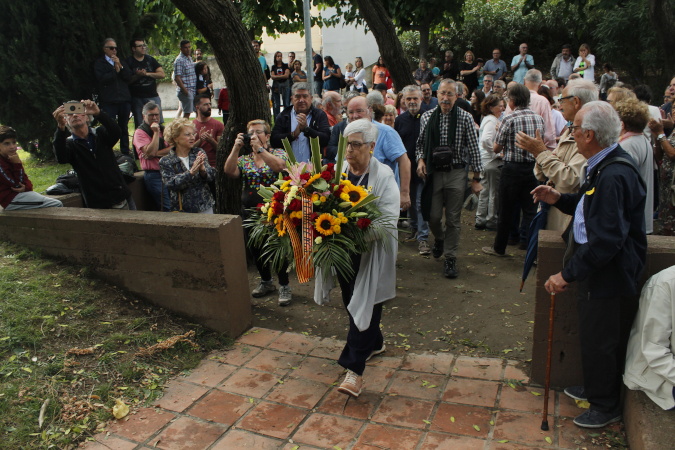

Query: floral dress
left=655, top=138, right=675, bottom=235
left=238, top=148, right=288, bottom=211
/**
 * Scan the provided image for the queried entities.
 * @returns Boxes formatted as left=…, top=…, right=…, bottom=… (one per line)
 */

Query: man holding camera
left=52, top=100, right=131, bottom=209
left=133, top=101, right=171, bottom=211
left=271, top=82, right=330, bottom=163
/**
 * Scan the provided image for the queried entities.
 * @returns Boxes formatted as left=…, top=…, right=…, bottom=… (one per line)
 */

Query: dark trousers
left=494, top=162, right=538, bottom=254
left=244, top=225, right=289, bottom=285
left=101, top=102, right=131, bottom=154
left=337, top=254, right=384, bottom=376
left=577, top=278, right=638, bottom=414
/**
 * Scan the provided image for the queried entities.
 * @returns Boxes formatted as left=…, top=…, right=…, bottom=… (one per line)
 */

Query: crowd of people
left=0, top=37, right=673, bottom=427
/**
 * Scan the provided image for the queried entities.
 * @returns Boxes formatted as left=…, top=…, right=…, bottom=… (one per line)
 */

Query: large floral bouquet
left=245, top=135, right=392, bottom=283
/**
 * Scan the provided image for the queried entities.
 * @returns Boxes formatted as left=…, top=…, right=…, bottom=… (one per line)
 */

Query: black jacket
left=270, top=106, right=330, bottom=153
left=555, top=146, right=647, bottom=298
left=325, top=120, right=347, bottom=163
left=94, top=56, right=131, bottom=104
left=53, top=112, right=131, bottom=208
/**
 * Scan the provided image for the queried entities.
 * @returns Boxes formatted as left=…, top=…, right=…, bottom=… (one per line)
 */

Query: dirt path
left=249, top=210, right=540, bottom=368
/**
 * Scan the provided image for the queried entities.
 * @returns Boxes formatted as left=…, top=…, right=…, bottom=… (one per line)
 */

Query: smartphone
left=63, top=102, right=85, bottom=114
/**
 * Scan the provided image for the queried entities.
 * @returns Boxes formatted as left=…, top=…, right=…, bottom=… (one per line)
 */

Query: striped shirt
left=495, top=108, right=545, bottom=163
left=573, top=143, right=618, bottom=244
left=415, top=106, right=483, bottom=173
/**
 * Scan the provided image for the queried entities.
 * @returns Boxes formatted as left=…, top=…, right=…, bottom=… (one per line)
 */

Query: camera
left=242, top=134, right=252, bottom=146
left=64, top=102, right=85, bottom=114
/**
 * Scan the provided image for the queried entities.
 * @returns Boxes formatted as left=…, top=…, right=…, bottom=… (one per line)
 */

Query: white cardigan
left=314, top=156, right=400, bottom=331
left=623, top=266, right=675, bottom=410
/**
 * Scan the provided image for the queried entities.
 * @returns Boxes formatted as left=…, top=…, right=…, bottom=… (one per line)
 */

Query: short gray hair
left=579, top=101, right=621, bottom=148
left=142, top=101, right=160, bottom=115
left=524, top=69, right=542, bottom=83
left=401, top=85, right=422, bottom=96
left=366, top=90, right=384, bottom=108
left=344, top=118, right=378, bottom=143
left=291, top=82, right=309, bottom=96
left=439, top=78, right=457, bottom=90
left=494, top=80, right=506, bottom=89
left=565, top=79, right=599, bottom=105
left=311, top=95, right=322, bottom=109
left=343, top=90, right=361, bottom=104
left=322, top=91, right=340, bottom=108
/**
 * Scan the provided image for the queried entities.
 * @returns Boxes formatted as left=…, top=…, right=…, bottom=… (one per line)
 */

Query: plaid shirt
left=415, top=106, right=483, bottom=173
left=174, top=53, right=196, bottom=94
left=495, top=108, right=544, bottom=163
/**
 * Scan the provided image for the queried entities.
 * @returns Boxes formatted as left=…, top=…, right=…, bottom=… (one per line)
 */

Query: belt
left=144, top=169, right=160, bottom=173
left=435, top=163, right=466, bottom=172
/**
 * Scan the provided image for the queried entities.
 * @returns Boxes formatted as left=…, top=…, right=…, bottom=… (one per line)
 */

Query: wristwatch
left=256, top=147, right=265, bottom=154
left=657, top=133, right=667, bottom=142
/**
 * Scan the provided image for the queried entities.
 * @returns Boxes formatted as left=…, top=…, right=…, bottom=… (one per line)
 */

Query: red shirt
left=217, top=88, right=230, bottom=111
left=133, top=128, right=163, bottom=171
left=193, top=118, right=225, bottom=167
left=0, top=156, right=33, bottom=208
left=326, top=111, right=339, bottom=127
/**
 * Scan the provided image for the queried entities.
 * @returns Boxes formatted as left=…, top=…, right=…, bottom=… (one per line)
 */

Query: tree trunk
left=648, top=0, right=675, bottom=82
left=354, top=0, right=415, bottom=91
left=171, top=0, right=271, bottom=214
left=418, top=27, right=429, bottom=61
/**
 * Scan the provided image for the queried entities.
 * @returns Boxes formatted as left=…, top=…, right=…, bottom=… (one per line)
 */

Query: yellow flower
left=336, top=212, right=348, bottom=224
left=340, top=183, right=368, bottom=206
left=314, top=213, right=341, bottom=236
left=275, top=217, right=286, bottom=236
left=305, top=173, right=322, bottom=187
left=319, top=195, right=327, bottom=202
left=311, top=193, right=320, bottom=202
left=290, top=211, right=302, bottom=219
left=280, top=180, right=291, bottom=192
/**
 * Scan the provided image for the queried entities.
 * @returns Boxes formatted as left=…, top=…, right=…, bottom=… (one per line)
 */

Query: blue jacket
left=555, top=146, right=647, bottom=298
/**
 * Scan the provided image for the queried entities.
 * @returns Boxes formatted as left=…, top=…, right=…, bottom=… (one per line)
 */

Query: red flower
left=356, top=218, right=371, bottom=230
left=288, top=198, right=302, bottom=211
left=272, top=201, right=283, bottom=215
left=256, top=203, right=264, bottom=210
left=326, top=163, right=335, bottom=172
left=334, top=185, right=344, bottom=197
left=283, top=175, right=291, bottom=181
left=291, top=217, right=301, bottom=228
left=320, top=170, right=332, bottom=181
left=300, top=172, right=311, bottom=181
left=272, top=190, right=285, bottom=201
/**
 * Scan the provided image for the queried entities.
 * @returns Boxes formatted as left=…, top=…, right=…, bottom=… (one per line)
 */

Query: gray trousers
left=429, top=170, right=465, bottom=259
left=475, top=159, right=502, bottom=228
left=4, top=191, right=63, bottom=210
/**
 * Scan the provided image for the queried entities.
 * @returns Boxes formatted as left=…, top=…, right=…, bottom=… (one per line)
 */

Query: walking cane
left=541, top=292, right=556, bottom=431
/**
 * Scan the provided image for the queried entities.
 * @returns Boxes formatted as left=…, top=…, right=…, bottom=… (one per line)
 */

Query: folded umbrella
left=520, top=202, right=550, bottom=292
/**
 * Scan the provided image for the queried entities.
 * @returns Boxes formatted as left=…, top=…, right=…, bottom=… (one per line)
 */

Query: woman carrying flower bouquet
left=224, top=119, right=293, bottom=306
left=314, top=119, right=400, bottom=397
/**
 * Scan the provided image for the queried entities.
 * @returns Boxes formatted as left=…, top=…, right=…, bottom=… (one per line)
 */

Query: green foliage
left=135, top=0, right=208, bottom=55
left=0, top=1, right=139, bottom=159
left=400, top=0, right=591, bottom=71
left=16, top=149, right=71, bottom=193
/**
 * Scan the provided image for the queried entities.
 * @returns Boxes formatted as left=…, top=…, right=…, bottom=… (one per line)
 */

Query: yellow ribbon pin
left=585, top=187, right=595, bottom=195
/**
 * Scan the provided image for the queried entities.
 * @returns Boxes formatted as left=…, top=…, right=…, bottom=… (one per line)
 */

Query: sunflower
left=275, top=216, right=286, bottom=236
left=314, top=213, right=341, bottom=236
left=339, top=184, right=368, bottom=206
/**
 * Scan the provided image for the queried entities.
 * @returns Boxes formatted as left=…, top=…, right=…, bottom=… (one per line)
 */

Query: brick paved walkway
left=85, top=327, right=621, bottom=449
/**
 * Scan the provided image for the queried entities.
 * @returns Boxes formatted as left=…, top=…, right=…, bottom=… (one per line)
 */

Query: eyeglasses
left=105, top=46, right=117, bottom=50
left=558, top=95, right=575, bottom=102
left=568, top=125, right=582, bottom=133
left=347, top=141, right=368, bottom=150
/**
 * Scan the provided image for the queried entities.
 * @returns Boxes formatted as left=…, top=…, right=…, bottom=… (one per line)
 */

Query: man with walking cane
left=532, top=101, right=647, bottom=428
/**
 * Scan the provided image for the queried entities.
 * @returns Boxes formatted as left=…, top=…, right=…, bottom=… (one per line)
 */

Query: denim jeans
left=409, top=178, right=430, bottom=241
left=272, top=83, right=290, bottom=118
left=143, top=170, right=171, bottom=211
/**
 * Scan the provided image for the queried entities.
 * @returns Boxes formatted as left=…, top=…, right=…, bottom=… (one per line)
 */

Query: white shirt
left=573, top=54, right=595, bottom=81
left=290, top=108, right=313, bottom=163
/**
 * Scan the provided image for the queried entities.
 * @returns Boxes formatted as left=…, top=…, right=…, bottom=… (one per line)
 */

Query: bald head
left=347, top=96, right=371, bottom=122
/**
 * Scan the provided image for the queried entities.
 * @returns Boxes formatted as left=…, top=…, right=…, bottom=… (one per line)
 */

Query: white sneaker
left=366, top=344, right=386, bottom=361
left=278, top=285, right=292, bottom=306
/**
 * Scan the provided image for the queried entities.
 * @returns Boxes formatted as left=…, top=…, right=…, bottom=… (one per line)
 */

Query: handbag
left=432, top=146, right=454, bottom=171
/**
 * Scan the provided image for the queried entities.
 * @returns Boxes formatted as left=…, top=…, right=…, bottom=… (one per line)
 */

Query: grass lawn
left=0, top=242, right=231, bottom=448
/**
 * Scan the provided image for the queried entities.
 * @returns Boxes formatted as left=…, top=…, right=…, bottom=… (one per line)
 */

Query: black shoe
left=573, top=409, right=621, bottom=429
left=432, top=240, right=444, bottom=259
left=564, top=386, right=587, bottom=401
left=443, top=258, right=458, bottom=278
left=474, top=223, right=486, bottom=230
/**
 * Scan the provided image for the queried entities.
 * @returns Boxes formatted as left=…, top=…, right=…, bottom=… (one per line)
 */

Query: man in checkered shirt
left=174, top=39, right=196, bottom=119
left=483, top=83, right=544, bottom=257
left=416, top=78, right=483, bottom=279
